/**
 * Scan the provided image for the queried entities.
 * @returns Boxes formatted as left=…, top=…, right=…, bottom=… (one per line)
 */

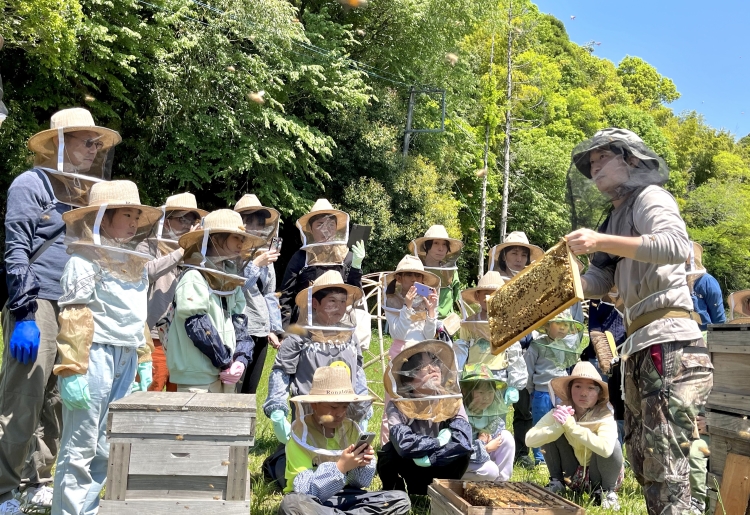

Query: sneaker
left=19, top=486, right=52, bottom=515
left=600, top=490, right=621, bottom=511
left=515, top=455, right=535, bottom=469
left=0, top=499, right=21, bottom=515
left=545, top=479, right=565, bottom=495
left=689, top=497, right=706, bottom=515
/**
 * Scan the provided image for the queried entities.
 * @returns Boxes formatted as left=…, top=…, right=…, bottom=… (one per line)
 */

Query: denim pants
left=52, top=343, right=137, bottom=515
left=531, top=390, right=553, bottom=464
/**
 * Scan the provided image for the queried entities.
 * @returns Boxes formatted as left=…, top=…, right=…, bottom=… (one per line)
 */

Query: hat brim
left=384, top=268, right=441, bottom=290
left=62, top=203, right=163, bottom=227
left=728, top=317, right=750, bottom=325
left=490, top=242, right=545, bottom=264
left=235, top=205, right=280, bottom=226
left=461, top=285, right=501, bottom=304
left=297, top=209, right=348, bottom=233
left=408, top=236, right=464, bottom=256
left=295, top=281, right=363, bottom=309
left=550, top=373, right=608, bottom=406
left=28, top=125, right=122, bottom=154
left=572, top=137, right=661, bottom=179
left=178, top=228, right=265, bottom=251
left=165, top=206, right=209, bottom=218
left=383, top=339, right=456, bottom=400
left=290, top=392, right=373, bottom=403
left=729, top=290, right=750, bottom=316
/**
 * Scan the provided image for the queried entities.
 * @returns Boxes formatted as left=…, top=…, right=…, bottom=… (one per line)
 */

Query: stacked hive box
left=99, top=391, right=255, bottom=514
left=705, top=324, right=750, bottom=514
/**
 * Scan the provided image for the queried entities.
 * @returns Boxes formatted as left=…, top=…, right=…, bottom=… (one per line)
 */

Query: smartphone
left=355, top=432, right=375, bottom=449
left=269, top=237, right=283, bottom=252
left=413, top=282, right=433, bottom=298
left=347, top=224, right=372, bottom=248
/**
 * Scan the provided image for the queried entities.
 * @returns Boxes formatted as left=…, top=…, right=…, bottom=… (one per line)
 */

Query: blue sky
left=533, top=0, right=750, bottom=140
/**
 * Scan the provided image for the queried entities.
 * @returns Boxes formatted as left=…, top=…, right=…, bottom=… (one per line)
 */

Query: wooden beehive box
left=428, top=479, right=585, bottom=515
left=488, top=240, right=583, bottom=354
left=99, top=392, right=255, bottom=515
left=705, top=324, right=750, bottom=514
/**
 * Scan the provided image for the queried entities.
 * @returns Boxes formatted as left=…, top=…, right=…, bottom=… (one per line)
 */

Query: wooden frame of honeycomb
left=488, top=240, right=583, bottom=355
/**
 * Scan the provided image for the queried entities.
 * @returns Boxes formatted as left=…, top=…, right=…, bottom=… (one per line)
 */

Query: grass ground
left=0, top=331, right=649, bottom=513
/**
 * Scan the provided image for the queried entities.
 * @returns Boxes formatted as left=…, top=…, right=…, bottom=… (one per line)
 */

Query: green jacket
left=166, top=269, right=246, bottom=386
left=438, top=270, right=461, bottom=319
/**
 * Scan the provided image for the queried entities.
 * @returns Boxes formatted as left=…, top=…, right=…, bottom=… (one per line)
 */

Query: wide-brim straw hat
left=408, top=225, right=464, bottom=255
left=728, top=290, right=750, bottom=317
left=295, top=270, right=363, bottom=308
left=179, top=209, right=265, bottom=250
left=234, top=194, right=280, bottom=225
left=385, top=255, right=440, bottom=289
left=163, top=192, right=208, bottom=218
left=384, top=339, right=456, bottom=398
left=28, top=108, right=121, bottom=154
left=489, top=231, right=544, bottom=264
left=461, top=270, right=505, bottom=304
left=291, top=366, right=373, bottom=404
left=459, top=363, right=505, bottom=387
left=729, top=317, right=750, bottom=325
left=550, top=361, right=609, bottom=406
left=686, top=242, right=706, bottom=276
left=62, top=180, right=162, bottom=226
left=296, top=199, right=348, bottom=232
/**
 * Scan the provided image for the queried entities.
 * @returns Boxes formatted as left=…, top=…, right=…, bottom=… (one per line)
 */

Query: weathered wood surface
left=428, top=485, right=464, bottom=515
left=108, top=411, right=254, bottom=438
left=185, top=393, right=256, bottom=413
left=127, top=443, right=231, bottom=476
left=225, top=445, right=250, bottom=501
left=488, top=241, right=583, bottom=355
left=98, top=500, right=249, bottom=515
left=720, top=454, right=750, bottom=515
left=428, top=479, right=585, bottom=515
left=104, top=443, right=130, bottom=501
left=108, top=435, right=255, bottom=446
left=709, top=354, right=750, bottom=398
left=108, top=392, right=196, bottom=411
left=126, top=475, right=227, bottom=500
left=707, top=392, right=750, bottom=417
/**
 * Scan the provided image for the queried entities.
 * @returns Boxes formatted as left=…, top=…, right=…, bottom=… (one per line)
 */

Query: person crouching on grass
left=525, top=361, right=624, bottom=510
left=166, top=209, right=265, bottom=393
left=51, top=181, right=162, bottom=515
left=279, top=366, right=411, bottom=515
left=377, top=340, right=473, bottom=495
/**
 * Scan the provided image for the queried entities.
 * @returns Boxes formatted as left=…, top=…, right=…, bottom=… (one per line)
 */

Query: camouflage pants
left=624, top=339, right=713, bottom=515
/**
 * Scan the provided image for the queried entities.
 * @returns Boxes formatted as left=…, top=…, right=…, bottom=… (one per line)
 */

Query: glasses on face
left=67, top=134, right=104, bottom=150
left=169, top=215, right=197, bottom=227
left=417, top=359, right=441, bottom=373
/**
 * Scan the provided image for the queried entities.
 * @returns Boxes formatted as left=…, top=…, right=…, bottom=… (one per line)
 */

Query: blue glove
left=413, top=456, right=431, bottom=467
left=351, top=240, right=366, bottom=269
left=504, top=386, right=519, bottom=405
left=60, top=375, right=91, bottom=411
left=270, top=410, right=291, bottom=444
left=137, top=362, right=153, bottom=391
left=9, top=320, right=40, bottom=365
left=437, top=428, right=451, bottom=447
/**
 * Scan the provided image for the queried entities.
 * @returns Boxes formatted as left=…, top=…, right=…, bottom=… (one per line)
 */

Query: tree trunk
left=499, top=0, right=513, bottom=242
left=477, top=32, right=495, bottom=279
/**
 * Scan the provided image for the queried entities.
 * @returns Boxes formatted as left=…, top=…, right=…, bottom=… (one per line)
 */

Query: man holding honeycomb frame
left=565, top=128, right=713, bottom=515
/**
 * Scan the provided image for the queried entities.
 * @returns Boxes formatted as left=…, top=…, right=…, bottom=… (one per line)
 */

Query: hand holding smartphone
left=413, top=282, right=434, bottom=298
left=269, top=237, right=283, bottom=252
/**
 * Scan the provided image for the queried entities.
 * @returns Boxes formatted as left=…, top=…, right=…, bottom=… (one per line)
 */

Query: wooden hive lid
left=109, top=392, right=256, bottom=413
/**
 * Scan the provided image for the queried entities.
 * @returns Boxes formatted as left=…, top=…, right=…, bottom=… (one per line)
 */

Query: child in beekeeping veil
left=263, top=271, right=372, bottom=488
left=380, top=255, right=440, bottom=445
left=51, top=180, right=162, bottom=515
left=279, top=366, right=411, bottom=515
left=459, top=364, right=516, bottom=482
left=524, top=309, right=587, bottom=466
left=166, top=209, right=265, bottom=393
left=453, top=271, right=527, bottom=431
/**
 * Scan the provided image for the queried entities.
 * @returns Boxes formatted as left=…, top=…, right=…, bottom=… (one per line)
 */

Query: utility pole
left=477, top=31, right=495, bottom=279
left=499, top=0, right=514, bottom=242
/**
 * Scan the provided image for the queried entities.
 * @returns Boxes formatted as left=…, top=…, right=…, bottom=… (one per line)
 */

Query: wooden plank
left=126, top=475, right=227, bottom=500
left=98, top=500, right=249, bottom=515
left=108, top=435, right=254, bottom=446
left=428, top=485, right=465, bottom=515
left=711, top=345, right=750, bottom=354
left=707, top=392, right=750, bottom=417
left=185, top=393, right=256, bottom=413
left=709, top=324, right=750, bottom=332
left=709, top=411, right=750, bottom=439
left=710, top=434, right=730, bottom=476
left=108, top=392, right=195, bottom=411
left=707, top=488, right=719, bottom=515
left=720, top=454, right=750, bottom=515
left=489, top=241, right=583, bottom=355
left=104, top=443, right=130, bottom=501
left=127, top=443, right=230, bottom=476
left=225, top=445, right=249, bottom=501
left=710, top=355, right=750, bottom=397
left=108, top=411, right=254, bottom=438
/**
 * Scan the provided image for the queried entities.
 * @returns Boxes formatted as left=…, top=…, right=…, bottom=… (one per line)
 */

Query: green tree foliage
left=2, top=0, right=750, bottom=293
